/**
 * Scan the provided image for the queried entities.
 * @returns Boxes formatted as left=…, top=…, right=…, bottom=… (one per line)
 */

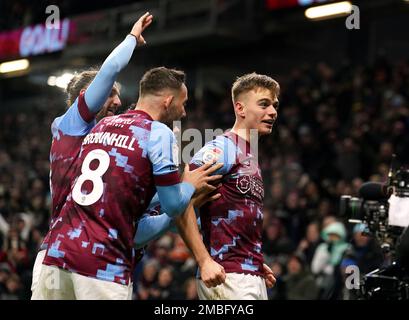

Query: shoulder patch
left=202, top=147, right=223, bottom=164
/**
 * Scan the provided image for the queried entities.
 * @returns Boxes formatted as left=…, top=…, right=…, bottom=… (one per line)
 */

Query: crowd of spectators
left=0, top=57, right=408, bottom=300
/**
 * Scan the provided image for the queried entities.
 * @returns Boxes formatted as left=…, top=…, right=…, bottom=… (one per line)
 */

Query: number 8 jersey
left=43, top=110, right=180, bottom=285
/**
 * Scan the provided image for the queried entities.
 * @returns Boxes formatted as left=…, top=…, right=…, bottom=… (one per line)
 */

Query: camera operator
left=342, top=224, right=383, bottom=275
left=339, top=224, right=383, bottom=300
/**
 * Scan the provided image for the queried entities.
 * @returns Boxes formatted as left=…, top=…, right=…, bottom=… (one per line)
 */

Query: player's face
left=167, top=84, right=188, bottom=122
left=239, top=88, right=279, bottom=136
left=96, top=87, right=122, bottom=121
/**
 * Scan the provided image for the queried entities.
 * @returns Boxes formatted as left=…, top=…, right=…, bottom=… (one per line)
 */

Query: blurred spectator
left=0, top=263, right=11, bottom=295
left=296, top=221, right=321, bottom=266
left=137, top=259, right=159, bottom=300
left=311, top=221, right=350, bottom=299
left=283, top=253, right=319, bottom=300
left=148, top=266, right=180, bottom=300
left=1, top=227, right=30, bottom=274
left=267, top=261, right=286, bottom=300
left=342, top=224, right=383, bottom=275
left=339, top=224, right=384, bottom=299
left=262, top=217, right=294, bottom=265
left=0, top=273, right=24, bottom=300
left=184, top=277, right=198, bottom=300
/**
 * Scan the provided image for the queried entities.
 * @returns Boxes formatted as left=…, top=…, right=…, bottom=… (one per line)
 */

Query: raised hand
left=130, top=12, right=153, bottom=45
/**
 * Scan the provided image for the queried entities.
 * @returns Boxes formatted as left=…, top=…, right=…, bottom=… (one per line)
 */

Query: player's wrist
left=197, top=255, right=212, bottom=268
left=127, top=33, right=138, bottom=44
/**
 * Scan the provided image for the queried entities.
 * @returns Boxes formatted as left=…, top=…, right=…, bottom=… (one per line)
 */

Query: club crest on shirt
left=234, top=174, right=264, bottom=201
left=202, top=147, right=222, bottom=164
left=237, top=175, right=251, bottom=194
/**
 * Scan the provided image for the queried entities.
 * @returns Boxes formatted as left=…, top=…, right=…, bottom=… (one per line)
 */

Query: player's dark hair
left=66, top=67, right=120, bottom=106
left=139, top=67, right=186, bottom=96
left=231, top=73, right=280, bottom=104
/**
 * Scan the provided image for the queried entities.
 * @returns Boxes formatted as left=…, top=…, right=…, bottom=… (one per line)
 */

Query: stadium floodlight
left=47, top=76, right=57, bottom=86
left=0, top=59, right=30, bottom=73
left=305, top=1, right=353, bottom=20
left=48, top=72, right=74, bottom=89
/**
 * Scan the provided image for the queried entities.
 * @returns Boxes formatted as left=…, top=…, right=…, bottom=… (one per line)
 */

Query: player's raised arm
left=55, top=13, right=153, bottom=135
left=83, top=12, right=153, bottom=115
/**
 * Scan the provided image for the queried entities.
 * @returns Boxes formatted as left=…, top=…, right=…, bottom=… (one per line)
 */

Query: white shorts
left=197, top=272, right=268, bottom=300
left=31, top=264, right=133, bottom=300
left=31, top=249, right=46, bottom=293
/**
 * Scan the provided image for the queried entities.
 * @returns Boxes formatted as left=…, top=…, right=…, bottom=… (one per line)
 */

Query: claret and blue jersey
left=190, top=131, right=265, bottom=277
left=43, top=109, right=187, bottom=285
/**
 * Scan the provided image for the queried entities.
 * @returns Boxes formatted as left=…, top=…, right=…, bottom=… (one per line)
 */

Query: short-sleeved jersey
left=41, top=92, right=96, bottom=250
left=191, top=131, right=264, bottom=277
left=43, top=110, right=180, bottom=285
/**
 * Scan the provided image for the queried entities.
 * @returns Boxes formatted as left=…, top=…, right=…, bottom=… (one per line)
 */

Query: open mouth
left=106, top=107, right=117, bottom=116
left=262, top=119, right=274, bottom=125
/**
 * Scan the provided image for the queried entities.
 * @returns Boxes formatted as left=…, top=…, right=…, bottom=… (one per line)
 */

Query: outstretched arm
left=56, top=13, right=153, bottom=135
left=134, top=213, right=174, bottom=249
left=84, top=12, right=153, bottom=114
left=133, top=191, right=219, bottom=249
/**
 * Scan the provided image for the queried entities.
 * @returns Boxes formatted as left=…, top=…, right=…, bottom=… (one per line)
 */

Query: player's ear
left=234, top=101, right=245, bottom=118
left=164, top=95, right=174, bottom=110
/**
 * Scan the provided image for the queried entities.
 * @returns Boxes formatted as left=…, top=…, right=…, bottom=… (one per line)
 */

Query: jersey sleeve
left=147, top=121, right=180, bottom=186
left=134, top=193, right=174, bottom=249
left=190, top=135, right=237, bottom=175
left=83, top=35, right=137, bottom=115
left=52, top=92, right=96, bottom=136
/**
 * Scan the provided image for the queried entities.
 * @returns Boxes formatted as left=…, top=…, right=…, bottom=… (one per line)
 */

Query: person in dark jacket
left=283, top=253, right=319, bottom=300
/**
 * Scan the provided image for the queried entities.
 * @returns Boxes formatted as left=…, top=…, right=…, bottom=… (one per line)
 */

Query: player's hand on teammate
left=192, top=188, right=222, bottom=208
left=183, top=162, right=223, bottom=195
left=200, top=257, right=226, bottom=288
left=263, top=263, right=276, bottom=288
left=130, top=12, right=153, bottom=45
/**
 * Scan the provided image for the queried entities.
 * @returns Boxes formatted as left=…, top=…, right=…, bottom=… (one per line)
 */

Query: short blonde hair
left=232, top=72, right=280, bottom=104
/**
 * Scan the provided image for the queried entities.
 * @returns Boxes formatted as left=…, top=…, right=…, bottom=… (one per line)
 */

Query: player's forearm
left=174, top=203, right=211, bottom=267
left=101, top=34, right=137, bottom=74
left=156, top=182, right=195, bottom=217
left=134, top=213, right=175, bottom=249
left=84, top=35, right=137, bottom=113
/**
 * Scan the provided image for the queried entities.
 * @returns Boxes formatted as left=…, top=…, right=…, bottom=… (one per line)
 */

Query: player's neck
left=133, top=98, right=161, bottom=121
left=231, top=122, right=256, bottom=142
